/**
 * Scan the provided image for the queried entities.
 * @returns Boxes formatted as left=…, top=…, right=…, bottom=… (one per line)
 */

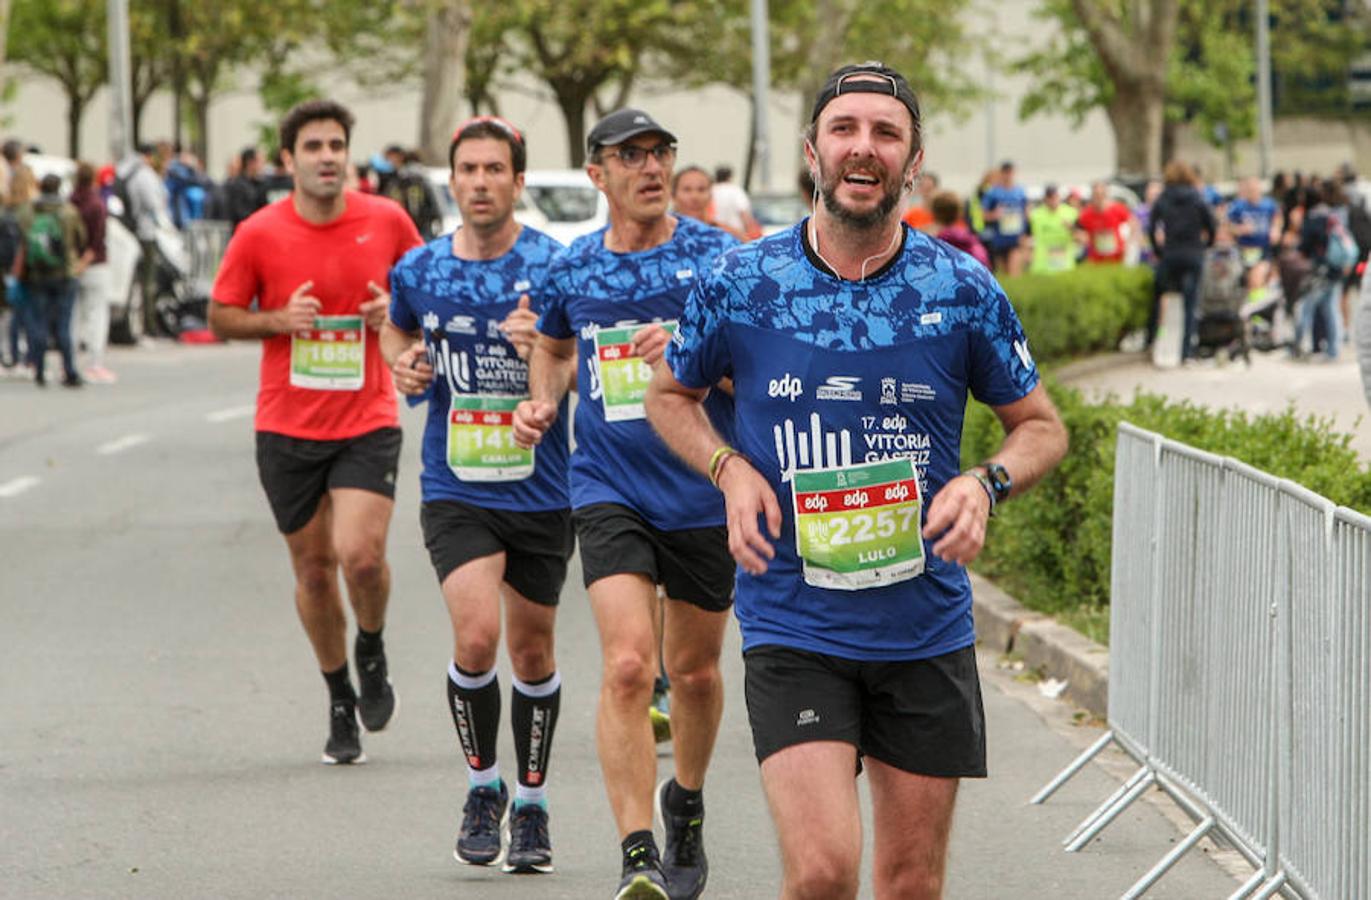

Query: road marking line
left=97, top=433, right=151, bottom=455
left=205, top=405, right=254, bottom=423
left=0, top=476, right=40, bottom=498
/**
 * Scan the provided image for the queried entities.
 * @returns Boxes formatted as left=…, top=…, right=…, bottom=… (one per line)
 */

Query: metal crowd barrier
left=1029, top=422, right=1371, bottom=899
left=185, top=220, right=232, bottom=300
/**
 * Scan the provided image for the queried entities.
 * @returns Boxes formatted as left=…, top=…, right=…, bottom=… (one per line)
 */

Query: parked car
left=751, top=190, right=810, bottom=236
left=424, top=167, right=608, bottom=246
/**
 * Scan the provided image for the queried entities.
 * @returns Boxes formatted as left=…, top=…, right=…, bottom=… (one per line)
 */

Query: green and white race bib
left=594, top=321, right=677, bottom=422
left=1093, top=232, right=1119, bottom=256
left=1000, top=211, right=1024, bottom=236
left=791, top=457, right=924, bottom=591
left=447, top=394, right=533, bottom=482
left=290, top=315, right=365, bottom=391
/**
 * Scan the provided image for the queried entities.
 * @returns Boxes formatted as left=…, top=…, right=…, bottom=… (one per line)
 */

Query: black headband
left=810, top=63, right=921, bottom=128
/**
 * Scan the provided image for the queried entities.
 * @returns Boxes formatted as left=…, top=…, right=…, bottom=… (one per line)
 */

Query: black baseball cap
left=586, top=108, right=676, bottom=154
left=810, top=62, right=920, bottom=127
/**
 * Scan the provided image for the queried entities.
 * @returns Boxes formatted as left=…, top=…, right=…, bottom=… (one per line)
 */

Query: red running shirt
left=1077, top=203, right=1130, bottom=262
left=213, top=192, right=423, bottom=440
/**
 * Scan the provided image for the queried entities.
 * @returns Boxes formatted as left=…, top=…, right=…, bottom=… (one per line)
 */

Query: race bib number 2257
left=791, top=457, right=924, bottom=591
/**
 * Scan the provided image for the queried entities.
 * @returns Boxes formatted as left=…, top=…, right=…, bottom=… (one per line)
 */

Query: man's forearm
left=526, top=336, right=575, bottom=405
left=208, top=301, right=281, bottom=341
left=986, top=417, right=1068, bottom=501
left=645, top=376, right=724, bottom=478
left=379, top=321, right=418, bottom=368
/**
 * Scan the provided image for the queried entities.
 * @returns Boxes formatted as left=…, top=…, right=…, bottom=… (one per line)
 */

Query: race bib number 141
left=791, top=457, right=924, bottom=591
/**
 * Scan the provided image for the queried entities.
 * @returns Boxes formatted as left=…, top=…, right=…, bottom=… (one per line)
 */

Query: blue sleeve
left=388, top=261, right=419, bottom=332
left=968, top=282, right=1040, bottom=406
left=666, top=263, right=733, bottom=390
left=536, top=263, right=573, bottom=339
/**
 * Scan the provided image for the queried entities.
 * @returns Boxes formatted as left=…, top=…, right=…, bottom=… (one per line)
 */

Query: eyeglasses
left=603, top=143, right=676, bottom=169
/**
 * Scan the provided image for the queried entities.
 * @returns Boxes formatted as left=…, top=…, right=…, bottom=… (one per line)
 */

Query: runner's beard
left=818, top=160, right=903, bottom=229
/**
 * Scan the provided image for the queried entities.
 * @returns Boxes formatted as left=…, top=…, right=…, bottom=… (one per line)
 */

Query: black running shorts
left=255, top=427, right=402, bottom=534
left=743, top=643, right=987, bottom=779
left=420, top=499, right=574, bottom=606
left=572, top=503, right=734, bottom=613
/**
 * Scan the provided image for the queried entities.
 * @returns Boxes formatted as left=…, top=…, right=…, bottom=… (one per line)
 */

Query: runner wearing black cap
left=514, top=107, right=739, bottom=900
left=648, top=62, right=1068, bottom=897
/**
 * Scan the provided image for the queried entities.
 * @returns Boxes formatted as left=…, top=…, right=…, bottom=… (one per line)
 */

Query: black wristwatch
left=982, top=461, right=1012, bottom=504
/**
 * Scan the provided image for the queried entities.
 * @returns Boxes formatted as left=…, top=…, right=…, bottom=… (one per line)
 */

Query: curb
left=970, top=572, right=1110, bottom=719
left=1049, top=350, right=1149, bottom=382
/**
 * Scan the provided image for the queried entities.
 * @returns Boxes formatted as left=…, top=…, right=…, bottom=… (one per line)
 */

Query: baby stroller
left=1195, top=244, right=1251, bottom=364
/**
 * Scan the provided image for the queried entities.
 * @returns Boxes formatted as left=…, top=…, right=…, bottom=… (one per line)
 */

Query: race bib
left=1241, top=246, right=1264, bottom=267
left=290, top=315, right=365, bottom=391
left=447, top=394, right=533, bottom=482
left=1046, top=245, right=1073, bottom=271
left=595, top=321, right=677, bottom=422
left=791, top=457, right=924, bottom=591
left=999, top=211, right=1024, bottom=236
left=1093, top=232, right=1119, bottom=256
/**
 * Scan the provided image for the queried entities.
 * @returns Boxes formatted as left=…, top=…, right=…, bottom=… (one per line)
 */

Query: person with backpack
left=15, top=173, right=88, bottom=387
left=1292, top=180, right=1358, bottom=361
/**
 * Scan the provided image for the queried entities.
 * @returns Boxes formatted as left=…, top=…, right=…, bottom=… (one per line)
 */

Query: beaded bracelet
left=708, top=445, right=740, bottom=487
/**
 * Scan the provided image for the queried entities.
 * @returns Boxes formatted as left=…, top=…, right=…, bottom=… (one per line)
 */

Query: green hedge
left=1000, top=265, right=1153, bottom=363
left=961, top=380, right=1371, bottom=644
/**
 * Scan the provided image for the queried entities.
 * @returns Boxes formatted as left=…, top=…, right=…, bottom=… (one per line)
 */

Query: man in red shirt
left=209, top=100, right=423, bottom=765
left=1077, top=181, right=1133, bottom=264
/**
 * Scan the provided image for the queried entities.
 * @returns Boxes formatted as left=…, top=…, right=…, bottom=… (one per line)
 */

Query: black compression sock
left=447, top=662, right=501, bottom=771
left=512, top=671, right=561, bottom=788
left=664, top=778, right=703, bottom=815
left=322, top=663, right=355, bottom=703
left=355, top=626, right=384, bottom=658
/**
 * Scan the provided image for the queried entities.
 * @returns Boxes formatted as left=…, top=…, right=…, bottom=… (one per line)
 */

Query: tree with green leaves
left=9, top=0, right=108, bottom=159
left=1015, top=0, right=1371, bottom=177
left=1017, top=0, right=1178, bottom=179
left=656, top=0, right=983, bottom=185
left=470, top=0, right=690, bottom=167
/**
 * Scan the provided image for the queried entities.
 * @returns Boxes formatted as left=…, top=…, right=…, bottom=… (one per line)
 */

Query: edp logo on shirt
left=767, top=373, right=803, bottom=402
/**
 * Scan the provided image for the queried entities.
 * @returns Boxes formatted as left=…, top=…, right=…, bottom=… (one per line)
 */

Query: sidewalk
left=1056, top=349, right=1370, bottom=461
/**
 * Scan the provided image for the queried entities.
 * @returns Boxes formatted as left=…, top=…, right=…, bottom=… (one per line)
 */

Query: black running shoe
left=454, top=780, right=509, bottom=866
left=503, top=802, right=554, bottom=873
left=616, top=842, right=669, bottom=899
left=321, top=699, right=365, bottom=765
left=656, top=780, right=707, bottom=900
left=355, top=651, right=396, bottom=732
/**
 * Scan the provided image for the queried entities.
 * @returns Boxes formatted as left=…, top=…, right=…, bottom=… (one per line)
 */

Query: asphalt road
left=2, top=341, right=1240, bottom=898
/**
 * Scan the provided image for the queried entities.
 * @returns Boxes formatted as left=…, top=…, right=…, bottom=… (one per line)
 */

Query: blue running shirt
left=668, top=222, right=1040, bottom=660
left=538, top=215, right=738, bottom=530
left=389, top=227, right=570, bottom=511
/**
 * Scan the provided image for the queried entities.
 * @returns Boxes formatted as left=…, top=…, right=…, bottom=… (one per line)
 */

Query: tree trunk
left=1105, top=81, right=1164, bottom=179
left=191, top=92, right=210, bottom=166
left=0, top=0, right=12, bottom=70
left=1161, top=117, right=1179, bottom=167
left=555, top=85, right=593, bottom=168
left=67, top=93, right=85, bottom=160
left=419, top=0, right=470, bottom=165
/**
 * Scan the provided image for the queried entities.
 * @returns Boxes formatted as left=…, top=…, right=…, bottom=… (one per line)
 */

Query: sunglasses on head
left=452, top=115, right=524, bottom=145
